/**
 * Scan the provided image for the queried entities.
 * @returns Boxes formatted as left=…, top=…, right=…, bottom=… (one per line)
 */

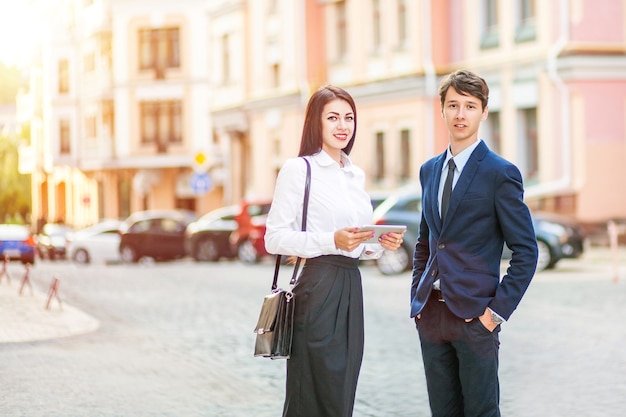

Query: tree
left=0, top=63, right=25, bottom=104
left=0, top=134, right=31, bottom=224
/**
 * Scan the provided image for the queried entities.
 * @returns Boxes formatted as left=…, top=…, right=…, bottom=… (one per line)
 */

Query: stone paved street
left=0, top=248, right=625, bottom=416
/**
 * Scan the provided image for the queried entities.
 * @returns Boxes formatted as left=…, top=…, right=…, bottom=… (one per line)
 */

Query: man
left=410, top=69, right=538, bottom=417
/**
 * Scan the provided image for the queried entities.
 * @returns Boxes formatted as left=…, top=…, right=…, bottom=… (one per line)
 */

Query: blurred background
left=0, top=0, right=625, bottom=246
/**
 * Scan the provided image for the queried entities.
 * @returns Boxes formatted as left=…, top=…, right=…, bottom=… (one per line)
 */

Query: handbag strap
left=271, top=157, right=311, bottom=291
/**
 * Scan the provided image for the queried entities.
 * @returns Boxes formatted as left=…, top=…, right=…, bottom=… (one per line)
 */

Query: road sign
left=193, top=151, right=210, bottom=172
left=190, top=172, right=213, bottom=195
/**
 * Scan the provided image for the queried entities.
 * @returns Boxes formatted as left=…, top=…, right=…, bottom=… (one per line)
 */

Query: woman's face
left=321, top=98, right=354, bottom=159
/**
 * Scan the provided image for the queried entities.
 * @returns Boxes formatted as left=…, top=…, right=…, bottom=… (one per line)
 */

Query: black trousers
left=283, top=255, right=363, bottom=417
left=416, top=292, right=501, bottom=417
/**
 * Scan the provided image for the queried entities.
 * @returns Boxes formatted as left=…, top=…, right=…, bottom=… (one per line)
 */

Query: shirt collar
left=443, top=139, right=481, bottom=174
left=312, top=149, right=354, bottom=171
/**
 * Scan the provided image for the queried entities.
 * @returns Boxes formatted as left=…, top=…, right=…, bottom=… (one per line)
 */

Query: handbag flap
left=254, top=291, right=284, bottom=334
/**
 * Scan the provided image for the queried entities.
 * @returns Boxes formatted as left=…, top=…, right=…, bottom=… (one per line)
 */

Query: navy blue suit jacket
left=410, top=141, right=538, bottom=321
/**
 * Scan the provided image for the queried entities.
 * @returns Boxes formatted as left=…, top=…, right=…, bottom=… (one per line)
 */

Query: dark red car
left=229, top=199, right=272, bottom=263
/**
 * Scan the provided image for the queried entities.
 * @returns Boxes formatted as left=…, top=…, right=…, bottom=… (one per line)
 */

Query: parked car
left=371, top=190, right=586, bottom=275
left=229, top=199, right=273, bottom=263
left=66, top=219, right=123, bottom=265
left=509, top=211, right=586, bottom=270
left=369, top=190, right=392, bottom=211
left=0, top=224, right=36, bottom=265
left=36, top=223, right=74, bottom=260
left=371, top=189, right=422, bottom=275
left=184, top=205, right=240, bottom=262
left=118, top=210, right=197, bottom=263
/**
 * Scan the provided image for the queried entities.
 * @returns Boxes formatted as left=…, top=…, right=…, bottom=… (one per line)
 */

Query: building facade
left=23, top=0, right=626, bottom=231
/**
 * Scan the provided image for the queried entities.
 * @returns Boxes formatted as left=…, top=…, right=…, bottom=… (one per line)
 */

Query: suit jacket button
left=431, top=270, right=436, bottom=276
left=438, top=243, right=445, bottom=249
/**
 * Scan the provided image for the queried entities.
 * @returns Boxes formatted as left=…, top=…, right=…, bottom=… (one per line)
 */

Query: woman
left=265, top=85, right=405, bottom=417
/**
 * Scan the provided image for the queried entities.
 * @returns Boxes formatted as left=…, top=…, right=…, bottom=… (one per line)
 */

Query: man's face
left=441, top=87, right=488, bottom=144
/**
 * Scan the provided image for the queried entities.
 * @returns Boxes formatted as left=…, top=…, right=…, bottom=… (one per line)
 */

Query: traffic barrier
left=45, top=275, right=62, bottom=310
left=0, top=255, right=10, bottom=284
left=608, top=220, right=623, bottom=284
left=19, top=264, right=33, bottom=296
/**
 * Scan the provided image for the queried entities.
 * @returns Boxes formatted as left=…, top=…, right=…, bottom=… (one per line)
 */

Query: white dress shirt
left=265, top=150, right=383, bottom=259
left=437, top=139, right=482, bottom=217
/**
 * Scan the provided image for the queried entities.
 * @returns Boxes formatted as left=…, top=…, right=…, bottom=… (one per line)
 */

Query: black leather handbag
left=254, top=157, right=311, bottom=359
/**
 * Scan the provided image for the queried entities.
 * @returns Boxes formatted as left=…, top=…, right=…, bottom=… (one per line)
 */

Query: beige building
left=23, top=0, right=626, bottom=231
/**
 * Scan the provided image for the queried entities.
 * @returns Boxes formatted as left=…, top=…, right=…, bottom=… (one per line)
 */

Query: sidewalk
left=0, top=266, right=99, bottom=344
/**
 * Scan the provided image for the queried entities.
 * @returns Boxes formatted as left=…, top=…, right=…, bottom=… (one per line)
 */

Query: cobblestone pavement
left=0, top=248, right=625, bottom=417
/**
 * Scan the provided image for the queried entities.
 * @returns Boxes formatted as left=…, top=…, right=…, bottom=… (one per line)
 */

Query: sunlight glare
left=0, top=1, right=44, bottom=66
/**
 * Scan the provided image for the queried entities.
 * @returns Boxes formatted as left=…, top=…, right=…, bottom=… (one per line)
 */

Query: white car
left=66, top=220, right=123, bottom=265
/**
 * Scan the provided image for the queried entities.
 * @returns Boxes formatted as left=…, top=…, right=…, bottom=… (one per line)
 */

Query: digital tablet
left=357, top=225, right=407, bottom=244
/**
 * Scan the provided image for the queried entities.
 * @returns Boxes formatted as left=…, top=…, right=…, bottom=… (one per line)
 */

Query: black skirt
left=283, top=255, right=364, bottom=417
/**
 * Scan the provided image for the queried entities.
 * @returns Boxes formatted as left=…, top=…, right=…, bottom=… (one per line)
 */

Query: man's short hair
left=439, top=70, right=489, bottom=110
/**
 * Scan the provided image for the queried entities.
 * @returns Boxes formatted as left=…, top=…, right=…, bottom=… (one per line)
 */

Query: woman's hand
left=334, top=228, right=406, bottom=252
left=334, top=227, right=374, bottom=252
left=380, top=230, right=406, bottom=251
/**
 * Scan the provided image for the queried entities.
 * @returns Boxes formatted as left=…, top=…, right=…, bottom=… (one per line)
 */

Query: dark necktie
left=441, top=158, right=456, bottom=222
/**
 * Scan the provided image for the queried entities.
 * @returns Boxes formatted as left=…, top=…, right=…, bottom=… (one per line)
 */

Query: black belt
left=431, top=288, right=445, bottom=302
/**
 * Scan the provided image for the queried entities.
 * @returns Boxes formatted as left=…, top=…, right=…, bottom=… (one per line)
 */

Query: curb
left=0, top=279, right=100, bottom=344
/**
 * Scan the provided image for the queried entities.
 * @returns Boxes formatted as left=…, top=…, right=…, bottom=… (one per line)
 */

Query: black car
left=522, top=212, right=585, bottom=269
left=36, top=223, right=74, bottom=260
left=372, top=190, right=586, bottom=275
left=119, top=210, right=197, bottom=263
left=184, top=205, right=239, bottom=262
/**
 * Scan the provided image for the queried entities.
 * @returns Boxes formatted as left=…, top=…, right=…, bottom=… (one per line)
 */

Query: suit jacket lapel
left=430, top=153, right=446, bottom=233
left=443, top=141, right=489, bottom=227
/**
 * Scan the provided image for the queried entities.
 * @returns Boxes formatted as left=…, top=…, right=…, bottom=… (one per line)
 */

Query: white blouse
left=264, top=150, right=383, bottom=260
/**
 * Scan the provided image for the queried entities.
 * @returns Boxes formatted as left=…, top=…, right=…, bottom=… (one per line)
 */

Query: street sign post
left=190, top=172, right=212, bottom=195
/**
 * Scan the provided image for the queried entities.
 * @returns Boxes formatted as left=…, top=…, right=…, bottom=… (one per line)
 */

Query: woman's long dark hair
left=298, top=85, right=357, bottom=157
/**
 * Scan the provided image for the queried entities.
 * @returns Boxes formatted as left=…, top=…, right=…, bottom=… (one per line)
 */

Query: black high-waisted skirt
left=282, top=255, right=363, bottom=417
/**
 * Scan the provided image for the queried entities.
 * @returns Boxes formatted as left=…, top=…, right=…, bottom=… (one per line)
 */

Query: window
left=515, top=0, right=536, bottom=42
left=271, top=63, right=280, bottom=88
left=397, top=0, right=407, bottom=47
left=221, top=34, right=230, bottom=83
left=140, top=101, right=183, bottom=153
left=102, top=99, right=114, bottom=137
left=519, top=108, right=538, bottom=181
left=486, top=111, right=501, bottom=154
left=84, top=52, right=95, bottom=72
left=85, top=115, right=97, bottom=138
left=59, top=119, right=70, bottom=154
left=138, top=27, right=180, bottom=75
left=118, top=177, right=131, bottom=219
left=399, top=129, right=411, bottom=181
left=372, top=0, right=381, bottom=52
left=267, top=0, right=278, bottom=14
left=58, top=59, right=69, bottom=94
left=375, top=131, right=385, bottom=182
left=480, top=0, right=499, bottom=49
left=336, top=1, right=347, bottom=60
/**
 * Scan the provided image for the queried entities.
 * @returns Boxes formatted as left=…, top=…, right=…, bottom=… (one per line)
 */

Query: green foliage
left=0, top=63, right=25, bottom=104
left=0, top=134, right=31, bottom=223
